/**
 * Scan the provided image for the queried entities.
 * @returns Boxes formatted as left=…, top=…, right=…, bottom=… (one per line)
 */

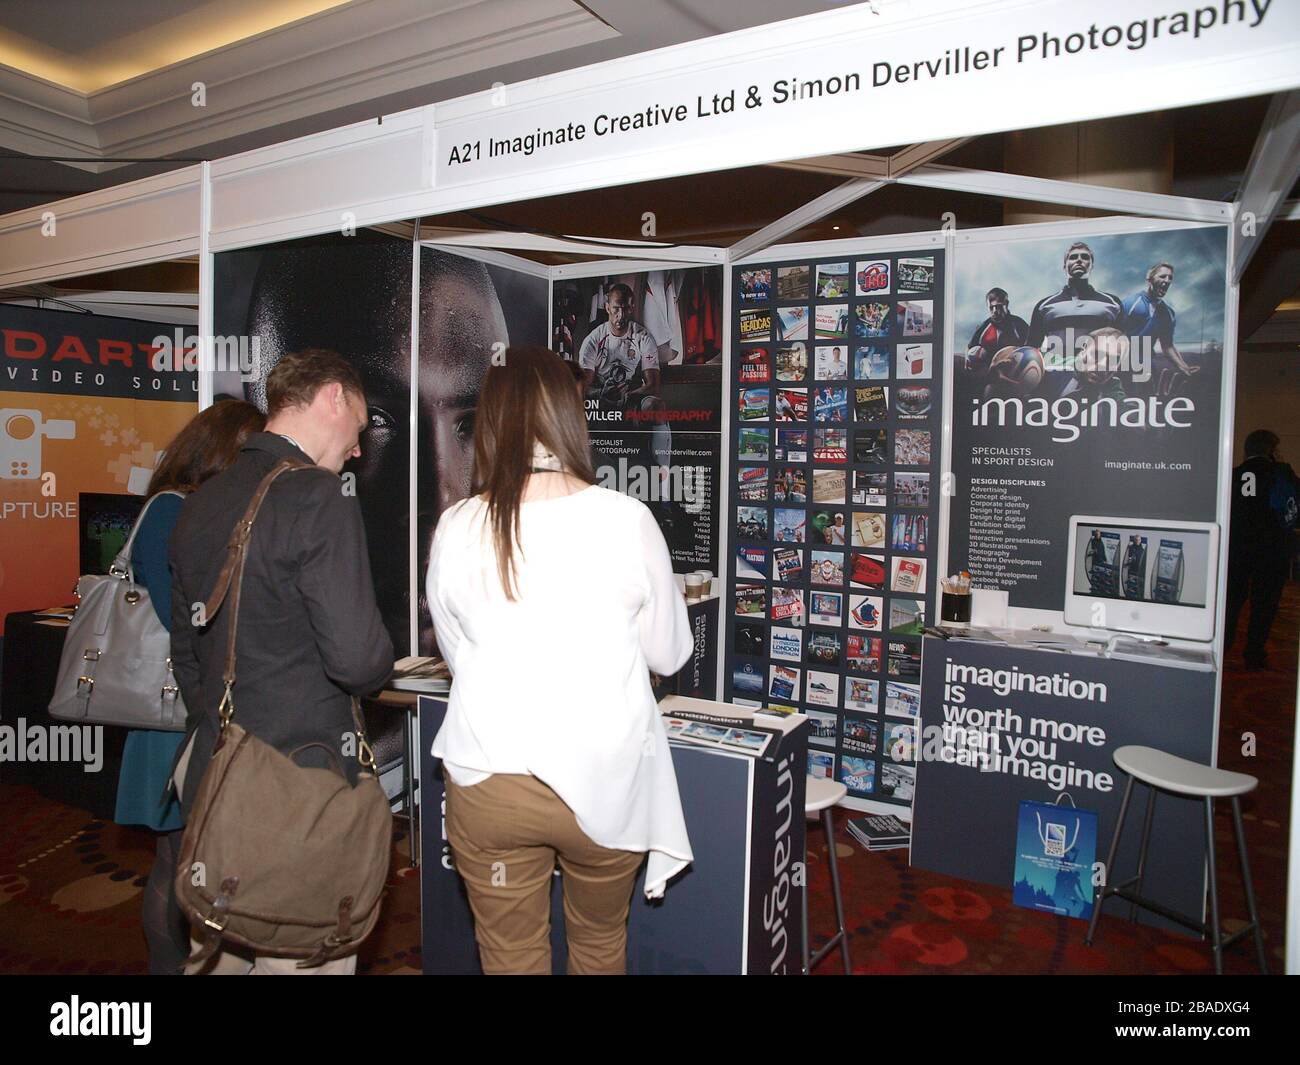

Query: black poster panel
left=726, top=252, right=944, bottom=814
left=553, top=268, right=724, bottom=574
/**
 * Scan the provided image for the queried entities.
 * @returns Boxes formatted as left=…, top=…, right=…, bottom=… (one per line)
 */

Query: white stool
left=802, top=775, right=851, bottom=975
left=1085, top=745, right=1267, bottom=974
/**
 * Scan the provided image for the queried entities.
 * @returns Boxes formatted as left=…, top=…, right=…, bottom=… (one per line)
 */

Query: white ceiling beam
left=728, top=177, right=886, bottom=262
left=1233, top=90, right=1300, bottom=283
left=768, top=153, right=891, bottom=180
left=898, top=164, right=1233, bottom=224
left=418, top=226, right=725, bottom=262
left=421, top=242, right=551, bottom=278
left=886, top=138, right=971, bottom=177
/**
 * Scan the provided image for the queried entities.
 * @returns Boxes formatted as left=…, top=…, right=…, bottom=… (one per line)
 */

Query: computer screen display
left=1071, top=521, right=1212, bottom=608
left=1064, top=515, right=1219, bottom=642
left=79, top=493, right=145, bottom=576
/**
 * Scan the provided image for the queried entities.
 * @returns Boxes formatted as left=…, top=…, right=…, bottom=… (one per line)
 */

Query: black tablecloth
left=1, top=610, right=127, bottom=818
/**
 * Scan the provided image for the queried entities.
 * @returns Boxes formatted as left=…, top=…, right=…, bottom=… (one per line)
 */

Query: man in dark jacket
left=1225, top=429, right=1298, bottom=670
left=169, top=349, right=394, bottom=974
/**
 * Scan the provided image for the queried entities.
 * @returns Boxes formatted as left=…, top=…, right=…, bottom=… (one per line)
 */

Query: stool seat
left=1113, top=745, right=1257, bottom=798
left=805, top=775, right=848, bottom=814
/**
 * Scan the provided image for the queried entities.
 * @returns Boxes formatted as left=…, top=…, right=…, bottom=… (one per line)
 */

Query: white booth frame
left=1, top=0, right=1296, bottom=971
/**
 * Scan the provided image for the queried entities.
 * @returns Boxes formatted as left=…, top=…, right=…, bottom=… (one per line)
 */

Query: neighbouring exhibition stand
left=1, top=0, right=1299, bottom=974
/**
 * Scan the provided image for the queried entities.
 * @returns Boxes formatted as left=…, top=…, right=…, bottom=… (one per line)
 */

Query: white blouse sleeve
left=425, top=510, right=466, bottom=671
left=635, top=503, right=692, bottom=677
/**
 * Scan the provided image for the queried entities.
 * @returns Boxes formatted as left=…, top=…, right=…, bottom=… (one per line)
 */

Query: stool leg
left=1131, top=785, right=1157, bottom=923
left=1087, top=773, right=1134, bottom=946
left=823, top=808, right=851, bottom=975
left=801, top=832, right=810, bottom=976
left=1229, top=796, right=1268, bottom=975
left=1204, top=796, right=1222, bottom=975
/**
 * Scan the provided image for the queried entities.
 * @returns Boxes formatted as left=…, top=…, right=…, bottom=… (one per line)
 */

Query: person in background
left=427, top=346, right=693, bottom=975
left=1226, top=429, right=1298, bottom=670
left=114, top=399, right=266, bottom=974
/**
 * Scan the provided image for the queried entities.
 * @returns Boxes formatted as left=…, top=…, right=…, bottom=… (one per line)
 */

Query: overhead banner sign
left=430, top=0, right=1300, bottom=202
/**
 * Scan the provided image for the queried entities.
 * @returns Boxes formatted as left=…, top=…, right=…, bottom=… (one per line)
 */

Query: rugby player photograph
left=1027, top=241, right=1123, bottom=396
left=964, top=286, right=1029, bottom=379
left=1121, top=260, right=1200, bottom=396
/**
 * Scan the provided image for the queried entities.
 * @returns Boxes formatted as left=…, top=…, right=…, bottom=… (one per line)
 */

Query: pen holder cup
left=941, top=592, right=972, bottom=624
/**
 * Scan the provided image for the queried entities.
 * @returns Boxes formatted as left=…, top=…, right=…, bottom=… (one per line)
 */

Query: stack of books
left=846, top=813, right=911, bottom=852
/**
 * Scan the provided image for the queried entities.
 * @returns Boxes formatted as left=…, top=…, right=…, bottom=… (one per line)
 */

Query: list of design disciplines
left=965, top=460, right=1051, bottom=598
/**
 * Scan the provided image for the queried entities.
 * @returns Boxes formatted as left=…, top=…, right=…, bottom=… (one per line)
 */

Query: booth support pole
left=936, top=226, right=958, bottom=598
left=1290, top=668, right=1300, bottom=974
left=714, top=254, right=734, bottom=702
left=198, top=161, right=214, bottom=411
left=409, top=221, right=422, bottom=657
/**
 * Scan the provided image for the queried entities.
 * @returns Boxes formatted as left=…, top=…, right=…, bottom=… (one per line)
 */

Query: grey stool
left=1085, top=745, right=1267, bottom=974
left=802, top=775, right=852, bottom=975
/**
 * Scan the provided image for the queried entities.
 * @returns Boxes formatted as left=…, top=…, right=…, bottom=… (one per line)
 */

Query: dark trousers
left=143, top=828, right=190, bottom=975
left=1224, top=550, right=1288, bottom=666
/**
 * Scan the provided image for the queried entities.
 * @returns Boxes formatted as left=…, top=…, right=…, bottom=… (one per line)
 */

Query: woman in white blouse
left=426, top=346, right=693, bottom=975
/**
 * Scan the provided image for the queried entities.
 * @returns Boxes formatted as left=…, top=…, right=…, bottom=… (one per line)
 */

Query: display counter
left=911, top=633, right=1217, bottom=932
left=418, top=693, right=809, bottom=974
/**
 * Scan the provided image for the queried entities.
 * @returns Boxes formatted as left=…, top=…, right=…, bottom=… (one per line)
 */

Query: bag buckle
left=202, top=911, right=228, bottom=933
left=83, top=648, right=100, bottom=661
left=217, top=684, right=235, bottom=730
left=161, top=684, right=179, bottom=701
left=76, top=675, right=94, bottom=694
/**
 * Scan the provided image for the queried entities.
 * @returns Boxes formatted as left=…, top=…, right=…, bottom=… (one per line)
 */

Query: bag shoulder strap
left=110, top=489, right=186, bottom=578
left=203, top=459, right=311, bottom=686
left=202, top=458, right=375, bottom=769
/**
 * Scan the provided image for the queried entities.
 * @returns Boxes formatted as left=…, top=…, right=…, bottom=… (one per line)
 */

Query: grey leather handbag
left=48, top=491, right=187, bottom=731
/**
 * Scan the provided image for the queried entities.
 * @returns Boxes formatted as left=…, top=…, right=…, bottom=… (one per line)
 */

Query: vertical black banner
left=553, top=268, right=724, bottom=574
left=725, top=250, right=944, bottom=813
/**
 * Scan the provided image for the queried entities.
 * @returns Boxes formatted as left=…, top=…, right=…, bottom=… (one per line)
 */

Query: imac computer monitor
left=79, top=492, right=146, bottom=576
left=1063, top=515, right=1219, bottom=642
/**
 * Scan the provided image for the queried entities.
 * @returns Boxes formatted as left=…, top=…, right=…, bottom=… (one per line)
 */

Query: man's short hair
left=986, top=287, right=1009, bottom=302
left=1244, top=429, right=1279, bottom=459
left=1146, top=261, right=1175, bottom=282
left=265, top=348, right=366, bottom=416
left=605, top=282, right=634, bottom=304
left=1064, top=242, right=1094, bottom=266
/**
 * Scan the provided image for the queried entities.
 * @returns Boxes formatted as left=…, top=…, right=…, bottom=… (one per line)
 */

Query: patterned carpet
left=0, top=588, right=1293, bottom=975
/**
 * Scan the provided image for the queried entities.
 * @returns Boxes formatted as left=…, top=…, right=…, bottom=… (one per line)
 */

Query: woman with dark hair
left=113, top=399, right=266, bottom=973
left=426, top=346, right=693, bottom=975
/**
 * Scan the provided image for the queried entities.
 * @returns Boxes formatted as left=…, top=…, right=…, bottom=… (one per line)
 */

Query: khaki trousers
left=445, top=773, right=645, bottom=975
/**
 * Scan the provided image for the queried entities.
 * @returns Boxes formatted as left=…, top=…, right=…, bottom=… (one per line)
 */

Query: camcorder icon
left=2, top=409, right=76, bottom=480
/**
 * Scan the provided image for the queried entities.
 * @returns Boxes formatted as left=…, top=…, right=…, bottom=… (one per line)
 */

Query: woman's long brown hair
left=471, top=346, right=596, bottom=599
left=147, top=399, right=266, bottom=496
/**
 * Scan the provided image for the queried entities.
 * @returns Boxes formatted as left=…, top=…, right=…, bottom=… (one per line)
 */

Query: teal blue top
left=114, top=492, right=187, bottom=832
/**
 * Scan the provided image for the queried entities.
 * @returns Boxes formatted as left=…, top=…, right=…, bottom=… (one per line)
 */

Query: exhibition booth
left=1, top=0, right=1298, bottom=974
